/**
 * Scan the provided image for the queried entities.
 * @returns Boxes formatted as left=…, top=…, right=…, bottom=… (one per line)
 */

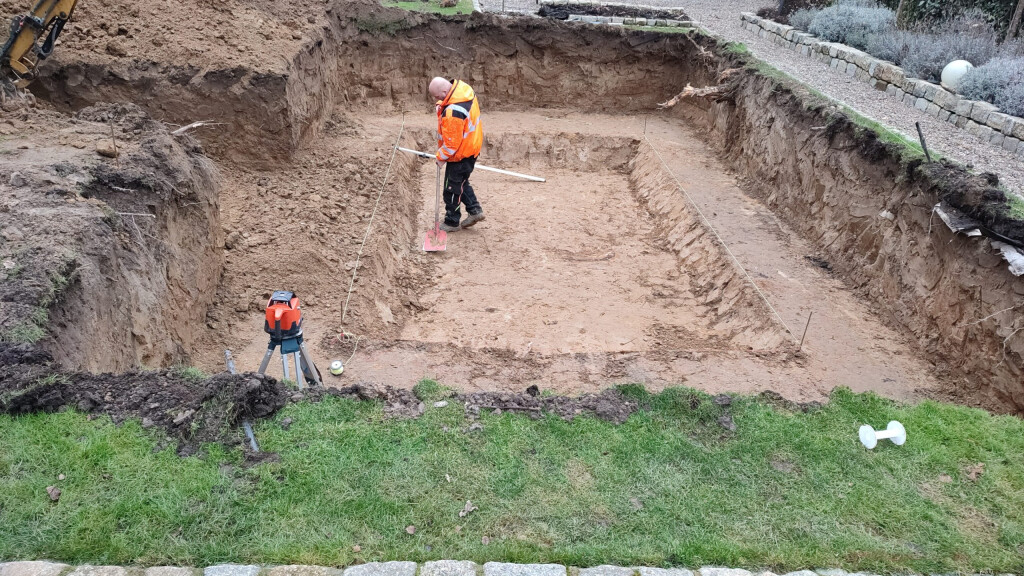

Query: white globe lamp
left=941, top=60, right=974, bottom=92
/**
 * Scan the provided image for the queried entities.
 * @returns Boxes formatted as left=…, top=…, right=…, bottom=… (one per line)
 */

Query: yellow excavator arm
left=1, top=0, right=78, bottom=87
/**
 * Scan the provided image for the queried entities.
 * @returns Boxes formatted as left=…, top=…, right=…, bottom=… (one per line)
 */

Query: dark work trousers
left=443, top=156, right=482, bottom=227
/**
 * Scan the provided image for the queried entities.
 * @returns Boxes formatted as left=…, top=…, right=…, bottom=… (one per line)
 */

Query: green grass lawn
left=2, top=386, right=1024, bottom=572
left=382, top=0, right=474, bottom=15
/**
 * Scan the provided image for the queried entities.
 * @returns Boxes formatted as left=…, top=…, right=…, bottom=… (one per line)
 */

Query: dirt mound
left=920, top=162, right=1024, bottom=246
left=0, top=342, right=288, bottom=453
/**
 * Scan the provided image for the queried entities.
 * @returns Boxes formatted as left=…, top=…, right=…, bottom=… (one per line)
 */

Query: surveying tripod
left=257, top=290, right=322, bottom=388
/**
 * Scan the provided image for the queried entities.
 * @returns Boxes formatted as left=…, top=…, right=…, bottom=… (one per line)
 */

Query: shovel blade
left=423, top=228, right=448, bottom=252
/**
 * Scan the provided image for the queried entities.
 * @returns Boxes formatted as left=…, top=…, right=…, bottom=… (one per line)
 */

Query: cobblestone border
left=739, top=12, right=1024, bottom=160
left=2, top=562, right=1016, bottom=576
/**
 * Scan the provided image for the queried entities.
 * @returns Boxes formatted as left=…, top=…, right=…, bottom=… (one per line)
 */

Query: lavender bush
left=806, top=0, right=895, bottom=51
left=958, top=57, right=1024, bottom=116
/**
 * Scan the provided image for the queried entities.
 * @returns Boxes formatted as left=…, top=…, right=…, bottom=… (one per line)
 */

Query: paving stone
left=1001, top=117, right=1022, bottom=137
left=955, top=99, right=975, bottom=117
left=1004, top=137, right=1021, bottom=154
left=939, top=110, right=952, bottom=122
left=67, top=568, right=129, bottom=576
left=933, top=88, right=959, bottom=110
left=581, top=568, right=635, bottom=576
left=781, top=572, right=818, bottom=576
left=484, top=564, right=566, bottom=576
left=145, top=569, right=197, bottom=576
left=636, top=569, right=691, bottom=576
left=971, top=101, right=998, bottom=123
left=700, top=569, right=752, bottom=576
left=846, top=62, right=857, bottom=76
left=344, top=564, right=416, bottom=576
left=914, top=97, right=929, bottom=112
left=977, top=125, right=994, bottom=142
left=0, top=563, right=71, bottom=576
left=266, top=567, right=341, bottom=576
left=926, top=102, right=942, bottom=117
left=422, top=562, right=478, bottom=576
left=987, top=112, right=1012, bottom=133
left=815, top=571, right=848, bottom=576
left=204, top=566, right=260, bottom=576
left=990, top=132, right=1006, bottom=146
left=903, top=92, right=917, bottom=106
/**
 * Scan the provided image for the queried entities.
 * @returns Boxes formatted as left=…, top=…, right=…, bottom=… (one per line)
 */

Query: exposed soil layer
left=537, top=3, right=688, bottom=19
left=4, top=0, right=1022, bottom=414
left=0, top=343, right=287, bottom=453
left=0, top=103, right=221, bottom=373
left=686, top=68, right=1024, bottom=410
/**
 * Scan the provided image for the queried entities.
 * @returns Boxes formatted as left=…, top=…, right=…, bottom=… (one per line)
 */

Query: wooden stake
left=798, top=311, right=813, bottom=352
left=915, top=122, right=932, bottom=163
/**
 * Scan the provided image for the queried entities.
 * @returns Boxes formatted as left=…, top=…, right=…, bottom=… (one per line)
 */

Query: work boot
left=461, top=211, right=485, bottom=229
left=440, top=222, right=460, bottom=232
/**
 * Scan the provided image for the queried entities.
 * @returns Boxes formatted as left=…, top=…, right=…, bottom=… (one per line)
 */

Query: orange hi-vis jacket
left=436, top=79, right=482, bottom=163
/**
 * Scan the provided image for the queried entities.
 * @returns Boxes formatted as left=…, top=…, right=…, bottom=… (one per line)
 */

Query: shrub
left=789, top=8, right=816, bottom=30
left=807, top=0, right=895, bottom=51
left=862, top=10, right=1001, bottom=82
left=958, top=57, right=1024, bottom=117
left=756, top=0, right=830, bottom=24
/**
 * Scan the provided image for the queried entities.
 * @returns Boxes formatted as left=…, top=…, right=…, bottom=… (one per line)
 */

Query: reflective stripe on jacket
left=436, top=80, right=483, bottom=163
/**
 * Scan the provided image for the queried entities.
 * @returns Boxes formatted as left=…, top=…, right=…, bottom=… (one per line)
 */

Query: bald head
left=428, top=77, right=452, bottom=101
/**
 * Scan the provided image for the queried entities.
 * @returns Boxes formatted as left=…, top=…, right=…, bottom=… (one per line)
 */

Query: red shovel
left=423, top=164, right=447, bottom=252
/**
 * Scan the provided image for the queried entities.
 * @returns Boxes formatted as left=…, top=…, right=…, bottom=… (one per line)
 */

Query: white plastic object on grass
left=329, top=360, right=344, bottom=376
left=859, top=420, right=907, bottom=449
left=941, top=60, right=974, bottom=92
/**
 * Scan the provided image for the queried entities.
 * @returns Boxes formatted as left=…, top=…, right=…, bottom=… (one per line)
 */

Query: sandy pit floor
left=191, top=110, right=941, bottom=403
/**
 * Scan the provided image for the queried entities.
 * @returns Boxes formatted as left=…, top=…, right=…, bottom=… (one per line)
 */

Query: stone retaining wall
left=539, top=1, right=693, bottom=27
left=740, top=12, right=1024, bottom=160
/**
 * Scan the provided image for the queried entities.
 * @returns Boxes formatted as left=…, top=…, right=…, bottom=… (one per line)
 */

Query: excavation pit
left=4, top=2, right=1023, bottom=410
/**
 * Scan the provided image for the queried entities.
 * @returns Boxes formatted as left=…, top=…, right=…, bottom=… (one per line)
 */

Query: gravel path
left=478, top=0, right=1024, bottom=198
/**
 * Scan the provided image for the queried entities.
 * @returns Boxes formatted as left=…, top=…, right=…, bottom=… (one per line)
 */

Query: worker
left=429, top=76, right=485, bottom=232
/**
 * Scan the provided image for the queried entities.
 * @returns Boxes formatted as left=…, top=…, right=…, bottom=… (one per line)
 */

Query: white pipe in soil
left=397, top=147, right=546, bottom=182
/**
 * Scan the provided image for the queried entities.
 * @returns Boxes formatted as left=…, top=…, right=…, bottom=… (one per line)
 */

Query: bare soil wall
left=0, top=105, right=222, bottom=372
left=32, top=3, right=714, bottom=163
left=679, top=72, right=1024, bottom=412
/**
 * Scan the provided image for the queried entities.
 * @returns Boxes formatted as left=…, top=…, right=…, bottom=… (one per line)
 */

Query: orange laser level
left=257, top=290, right=322, bottom=388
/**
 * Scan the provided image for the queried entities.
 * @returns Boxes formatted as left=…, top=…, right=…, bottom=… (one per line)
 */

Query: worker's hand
left=436, top=159, right=446, bottom=168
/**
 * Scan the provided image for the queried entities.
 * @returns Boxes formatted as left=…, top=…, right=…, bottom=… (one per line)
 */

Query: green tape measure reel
left=329, top=360, right=344, bottom=376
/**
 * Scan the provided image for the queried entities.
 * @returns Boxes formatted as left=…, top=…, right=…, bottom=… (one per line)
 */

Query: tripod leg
left=293, top=351, right=304, bottom=389
left=257, top=345, right=275, bottom=374
left=282, top=353, right=291, bottom=381
left=298, top=341, right=323, bottom=386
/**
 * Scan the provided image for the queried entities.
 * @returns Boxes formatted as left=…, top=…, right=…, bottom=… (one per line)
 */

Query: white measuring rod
left=397, top=147, right=546, bottom=182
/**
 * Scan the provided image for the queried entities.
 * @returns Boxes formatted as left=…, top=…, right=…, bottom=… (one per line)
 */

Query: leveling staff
left=428, top=76, right=486, bottom=232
